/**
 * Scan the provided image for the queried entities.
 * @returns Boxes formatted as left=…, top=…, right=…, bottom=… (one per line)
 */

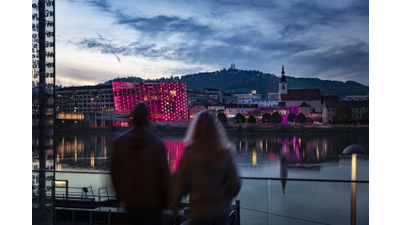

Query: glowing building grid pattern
left=112, top=81, right=188, bottom=122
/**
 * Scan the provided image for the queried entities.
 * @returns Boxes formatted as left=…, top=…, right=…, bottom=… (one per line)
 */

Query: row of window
left=327, top=114, right=363, bottom=118
left=326, top=108, right=366, bottom=113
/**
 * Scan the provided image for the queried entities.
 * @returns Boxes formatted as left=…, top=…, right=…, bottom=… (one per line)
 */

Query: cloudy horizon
left=56, top=0, right=369, bottom=87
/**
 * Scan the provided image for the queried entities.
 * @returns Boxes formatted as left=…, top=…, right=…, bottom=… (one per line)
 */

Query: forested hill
left=104, top=68, right=369, bottom=97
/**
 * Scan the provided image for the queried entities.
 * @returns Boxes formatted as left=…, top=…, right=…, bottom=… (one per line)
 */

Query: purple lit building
left=244, top=106, right=300, bottom=124
left=112, top=81, right=188, bottom=122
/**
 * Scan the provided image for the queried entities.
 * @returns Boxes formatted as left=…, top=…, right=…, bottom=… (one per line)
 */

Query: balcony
left=33, top=171, right=368, bottom=224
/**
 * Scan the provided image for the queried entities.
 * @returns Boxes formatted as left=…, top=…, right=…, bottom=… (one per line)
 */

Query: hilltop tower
left=279, top=65, right=287, bottom=98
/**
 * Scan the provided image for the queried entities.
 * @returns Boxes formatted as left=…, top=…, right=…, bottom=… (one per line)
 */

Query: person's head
left=184, top=110, right=230, bottom=152
left=130, top=102, right=150, bottom=127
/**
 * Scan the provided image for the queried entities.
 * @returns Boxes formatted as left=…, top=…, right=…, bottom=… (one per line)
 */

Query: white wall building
left=224, top=104, right=259, bottom=118
left=251, top=99, right=279, bottom=107
left=234, top=93, right=261, bottom=104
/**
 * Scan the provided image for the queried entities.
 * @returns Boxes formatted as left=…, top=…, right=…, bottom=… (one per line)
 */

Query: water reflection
left=232, top=136, right=330, bottom=166
left=55, top=135, right=114, bottom=171
left=164, top=139, right=186, bottom=173
left=53, top=133, right=369, bottom=180
left=54, top=134, right=188, bottom=172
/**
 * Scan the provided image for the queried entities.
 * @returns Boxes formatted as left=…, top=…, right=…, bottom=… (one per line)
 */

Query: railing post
left=108, top=209, right=111, bottom=225
left=236, top=199, right=240, bottom=225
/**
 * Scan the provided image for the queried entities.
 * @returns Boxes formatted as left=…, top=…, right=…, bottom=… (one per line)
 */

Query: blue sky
left=55, top=0, right=369, bottom=86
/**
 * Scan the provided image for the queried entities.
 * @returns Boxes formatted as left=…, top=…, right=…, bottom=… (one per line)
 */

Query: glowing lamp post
left=342, top=145, right=367, bottom=225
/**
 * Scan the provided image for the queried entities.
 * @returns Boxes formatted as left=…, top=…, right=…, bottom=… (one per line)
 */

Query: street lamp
left=342, top=145, right=367, bottom=225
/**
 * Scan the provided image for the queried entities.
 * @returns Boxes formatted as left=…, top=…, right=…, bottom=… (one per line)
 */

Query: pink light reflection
left=164, top=140, right=187, bottom=173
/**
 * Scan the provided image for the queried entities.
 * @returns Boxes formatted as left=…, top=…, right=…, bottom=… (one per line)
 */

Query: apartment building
left=55, top=85, right=114, bottom=114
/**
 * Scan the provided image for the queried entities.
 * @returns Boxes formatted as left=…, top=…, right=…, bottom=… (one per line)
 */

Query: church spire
left=279, top=64, right=288, bottom=97
left=280, top=65, right=286, bottom=83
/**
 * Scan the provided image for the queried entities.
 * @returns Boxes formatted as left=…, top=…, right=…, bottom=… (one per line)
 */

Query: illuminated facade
left=244, top=106, right=300, bottom=124
left=112, top=81, right=188, bottom=122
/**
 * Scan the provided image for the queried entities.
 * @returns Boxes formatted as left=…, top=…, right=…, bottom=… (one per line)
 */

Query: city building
left=234, top=92, right=262, bottom=104
left=112, top=81, right=188, bottom=124
left=55, top=85, right=115, bottom=114
left=278, top=65, right=339, bottom=122
left=281, top=89, right=327, bottom=121
left=188, top=99, right=225, bottom=119
left=250, top=98, right=278, bottom=107
left=244, top=106, right=301, bottom=124
left=55, top=81, right=189, bottom=126
left=55, top=85, right=115, bottom=126
left=188, top=100, right=208, bottom=120
left=234, top=90, right=279, bottom=107
left=224, top=104, right=259, bottom=118
left=187, top=89, right=216, bottom=106
left=322, top=100, right=369, bottom=123
left=187, top=88, right=233, bottom=106
left=341, top=93, right=369, bottom=101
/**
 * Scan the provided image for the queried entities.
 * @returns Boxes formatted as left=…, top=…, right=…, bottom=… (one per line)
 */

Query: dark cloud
left=349, top=0, right=369, bottom=17
left=279, top=23, right=308, bottom=37
left=281, top=1, right=348, bottom=26
left=62, top=0, right=368, bottom=85
left=116, top=14, right=213, bottom=37
left=76, top=38, right=179, bottom=61
left=293, top=40, right=369, bottom=83
left=86, top=0, right=113, bottom=13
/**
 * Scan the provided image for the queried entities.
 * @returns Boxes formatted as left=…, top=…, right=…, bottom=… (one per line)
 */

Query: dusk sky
left=56, top=0, right=369, bottom=87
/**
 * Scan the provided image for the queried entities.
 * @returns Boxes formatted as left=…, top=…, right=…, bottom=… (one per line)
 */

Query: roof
left=299, top=101, right=310, bottom=107
left=57, top=85, right=112, bottom=91
left=324, top=100, right=369, bottom=108
left=281, top=89, right=321, bottom=100
left=322, top=95, right=340, bottom=101
left=324, top=100, right=339, bottom=108
left=340, top=100, right=369, bottom=108
left=225, top=104, right=258, bottom=108
left=189, top=100, right=207, bottom=109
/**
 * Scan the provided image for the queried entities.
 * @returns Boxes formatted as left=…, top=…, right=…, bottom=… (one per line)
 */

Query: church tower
left=279, top=65, right=287, bottom=98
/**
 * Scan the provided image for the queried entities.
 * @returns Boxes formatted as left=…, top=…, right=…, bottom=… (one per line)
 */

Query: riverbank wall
left=57, top=124, right=369, bottom=136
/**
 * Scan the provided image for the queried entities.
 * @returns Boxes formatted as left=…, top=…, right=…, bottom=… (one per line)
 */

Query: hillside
left=103, top=68, right=369, bottom=97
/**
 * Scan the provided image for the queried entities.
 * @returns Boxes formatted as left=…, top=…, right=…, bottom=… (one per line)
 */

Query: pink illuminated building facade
left=112, top=81, right=188, bottom=122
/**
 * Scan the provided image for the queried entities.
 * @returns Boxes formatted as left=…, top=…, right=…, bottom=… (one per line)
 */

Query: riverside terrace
left=33, top=171, right=369, bottom=225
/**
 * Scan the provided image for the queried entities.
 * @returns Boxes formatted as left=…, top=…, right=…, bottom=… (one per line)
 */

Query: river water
left=53, top=131, right=369, bottom=225
left=54, top=131, right=369, bottom=181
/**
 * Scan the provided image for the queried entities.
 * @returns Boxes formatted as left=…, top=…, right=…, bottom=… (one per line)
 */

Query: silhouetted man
left=111, top=102, right=170, bottom=225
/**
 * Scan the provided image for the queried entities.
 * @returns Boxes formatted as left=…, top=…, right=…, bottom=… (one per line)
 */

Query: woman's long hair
left=184, top=110, right=234, bottom=154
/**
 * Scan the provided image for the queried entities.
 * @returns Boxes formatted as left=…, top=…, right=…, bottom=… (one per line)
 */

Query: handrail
left=241, top=176, right=369, bottom=183
left=33, top=170, right=369, bottom=183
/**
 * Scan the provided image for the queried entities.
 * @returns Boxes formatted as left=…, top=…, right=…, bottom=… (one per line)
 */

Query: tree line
left=215, top=103, right=369, bottom=125
left=216, top=111, right=307, bottom=125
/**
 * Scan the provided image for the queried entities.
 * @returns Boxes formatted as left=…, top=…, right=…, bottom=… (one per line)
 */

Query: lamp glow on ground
left=342, top=145, right=367, bottom=225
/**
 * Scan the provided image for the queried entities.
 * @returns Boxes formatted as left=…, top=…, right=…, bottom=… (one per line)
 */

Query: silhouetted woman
left=171, top=110, right=241, bottom=225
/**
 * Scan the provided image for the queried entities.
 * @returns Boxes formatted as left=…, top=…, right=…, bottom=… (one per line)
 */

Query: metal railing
left=33, top=171, right=369, bottom=224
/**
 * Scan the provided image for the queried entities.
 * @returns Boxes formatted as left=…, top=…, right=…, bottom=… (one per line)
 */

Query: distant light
left=55, top=180, right=68, bottom=188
